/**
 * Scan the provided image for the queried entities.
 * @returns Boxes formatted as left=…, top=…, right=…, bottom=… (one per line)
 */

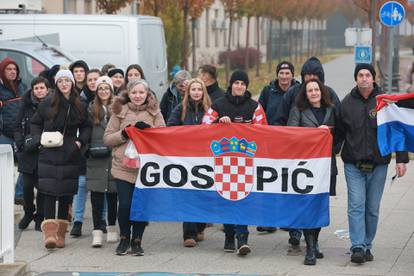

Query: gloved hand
left=121, top=124, right=131, bottom=139
left=135, top=121, right=151, bottom=130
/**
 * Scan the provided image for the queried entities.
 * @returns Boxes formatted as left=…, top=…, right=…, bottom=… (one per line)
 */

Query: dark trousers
left=183, top=222, right=206, bottom=240
left=22, top=172, right=44, bottom=219
left=303, top=228, right=321, bottom=241
left=43, top=194, right=71, bottom=220
left=116, top=179, right=146, bottom=240
left=91, top=191, right=118, bottom=230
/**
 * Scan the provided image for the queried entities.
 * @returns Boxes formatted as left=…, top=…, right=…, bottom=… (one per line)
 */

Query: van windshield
left=33, top=46, right=74, bottom=65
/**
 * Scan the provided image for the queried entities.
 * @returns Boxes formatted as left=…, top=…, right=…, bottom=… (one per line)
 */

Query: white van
left=0, top=40, right=76, bottom=88
left=0, top=14, right=168, bottom=97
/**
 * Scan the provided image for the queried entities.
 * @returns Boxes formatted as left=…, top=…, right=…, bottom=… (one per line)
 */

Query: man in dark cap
left=202, top=70, right=267, bottom=256
left=259, top=61, right=299, bottom=126
left=337, top=63, right=408, bottom=264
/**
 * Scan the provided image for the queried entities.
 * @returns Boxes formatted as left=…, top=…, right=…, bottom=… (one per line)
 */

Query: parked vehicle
left=0, top=14, right=168, bottom=97
left=0, top=40, right=76, bottom=88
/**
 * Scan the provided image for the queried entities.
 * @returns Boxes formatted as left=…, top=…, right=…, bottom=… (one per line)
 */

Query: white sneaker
left=92, top=230, right=103, bottom=248
left=106, top=225, right=119, bottom=243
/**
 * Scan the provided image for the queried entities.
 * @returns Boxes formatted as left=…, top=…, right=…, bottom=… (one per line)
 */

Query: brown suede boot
left=41, top=219, right=59, bottom=249
left=56, top=219, right=69, bottom=248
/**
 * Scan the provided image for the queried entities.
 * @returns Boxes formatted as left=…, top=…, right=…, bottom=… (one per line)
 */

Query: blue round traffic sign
left=379, top=1, right=405, bottom=27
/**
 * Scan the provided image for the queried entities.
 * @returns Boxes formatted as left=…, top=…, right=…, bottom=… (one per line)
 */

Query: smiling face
left=231, top=80, right=247, bottom=97
left=56, top=77, right=73, bottom=98
left=189, top=82, right=203, bottom=102
left=128, top=83, right=148, bottom=106
left=96, top=83, right=112, bottom=102
left=277, top=69, right=293, bottom=87
left=111, top=73, right=125, bottom=88
left=306, top=81, right=322, bottom=107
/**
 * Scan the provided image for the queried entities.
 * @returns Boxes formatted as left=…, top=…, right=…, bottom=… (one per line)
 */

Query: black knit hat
left=69, top=60, right=89, bottom=73
left=229, top=70, right=249, bottom=88
left=354, top=63, right=376, bottom=81
left=277, top=61, right=294, bottom=75
left=108, top=68, right=125, bottom=78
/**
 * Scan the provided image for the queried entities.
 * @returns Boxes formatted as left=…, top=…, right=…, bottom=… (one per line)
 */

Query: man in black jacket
left=258, top=61, right=299, bottom=125
left=338, top=63, right=408, bottom=264
left=198, top=64, right=224, bottom=103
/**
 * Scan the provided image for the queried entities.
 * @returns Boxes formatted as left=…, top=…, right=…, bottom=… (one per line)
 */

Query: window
left=0, top=49, right=46, bottom=88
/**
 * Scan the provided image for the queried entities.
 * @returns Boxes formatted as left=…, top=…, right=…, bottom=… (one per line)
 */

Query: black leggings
left=91, top=191, right=118, bottom=229
left=22, top=172, right=44, bottom=218
left=43, top=194, right=72, bottom=220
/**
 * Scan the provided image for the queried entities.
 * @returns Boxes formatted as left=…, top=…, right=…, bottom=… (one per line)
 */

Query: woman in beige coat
left=103, top=79, right=165, bottom=256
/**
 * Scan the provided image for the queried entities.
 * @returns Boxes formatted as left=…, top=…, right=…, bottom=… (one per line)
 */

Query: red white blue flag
left=126, top=124, right=332, bottom=228
left=377, top=93, right=414, bottom=156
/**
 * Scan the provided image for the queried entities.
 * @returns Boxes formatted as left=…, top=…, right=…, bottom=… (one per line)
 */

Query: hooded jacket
left=273, top=57, right=340, bottom=126
left=160, top=82, right=181, bottom=122
left=103, top=91, right=165, bottom=184
left=0, top=57, right=26, bottom=138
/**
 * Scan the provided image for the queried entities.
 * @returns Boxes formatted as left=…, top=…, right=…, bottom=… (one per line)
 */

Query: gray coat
left=86, top=106, right=116, bottom=193
left=287, top=105, right=337, bottom=195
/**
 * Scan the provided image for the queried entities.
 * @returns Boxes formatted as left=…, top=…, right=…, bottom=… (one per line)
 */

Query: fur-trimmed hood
left=111, top=90, right=160, bottom=116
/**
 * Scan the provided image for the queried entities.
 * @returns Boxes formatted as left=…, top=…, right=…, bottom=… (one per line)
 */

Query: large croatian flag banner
left=126, top=124, right=332, bottom=228
left=377, top=93, right=414, bottom=156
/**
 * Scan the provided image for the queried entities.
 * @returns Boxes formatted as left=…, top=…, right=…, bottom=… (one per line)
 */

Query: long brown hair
left=181, top=78, right=211, bottom=122
left=91, top=84, right=113, bottom=125
left=296, top=79, right=332, bottom=111
left=51, top=82, right=84, bottom=120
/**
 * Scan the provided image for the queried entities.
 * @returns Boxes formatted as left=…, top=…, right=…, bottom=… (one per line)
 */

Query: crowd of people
left=0, top=55, right=408, bottom=265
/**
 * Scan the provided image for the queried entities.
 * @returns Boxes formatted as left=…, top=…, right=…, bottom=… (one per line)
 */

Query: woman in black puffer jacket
left=31, top=70, right=91, bottom=250
left=14, top=77, right=51, bottom=231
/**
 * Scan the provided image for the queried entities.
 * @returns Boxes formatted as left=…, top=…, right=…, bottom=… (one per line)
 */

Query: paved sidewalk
left=13, top=54, right=414, bottom=275
left=14, top=159, right=414, bottom=276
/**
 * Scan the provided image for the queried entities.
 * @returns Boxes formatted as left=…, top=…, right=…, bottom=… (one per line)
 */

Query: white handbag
left=40, top=106, right=70, bottom=148
left=40, top=131, right=64, bottom=148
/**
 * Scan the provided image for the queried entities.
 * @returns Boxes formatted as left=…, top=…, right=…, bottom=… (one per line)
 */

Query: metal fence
left=0, top=144, right=14, bottom=263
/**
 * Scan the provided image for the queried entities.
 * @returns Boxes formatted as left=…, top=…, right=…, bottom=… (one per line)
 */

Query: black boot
left=224, top=233, right=236, bottom=252
left=70, top=221, right=82, bottom=237
left=304, top=231, right=316, bottom=265
left=237, top=233, right=251, bottom=256
left=18, top=212, right=34, bottom=230
left=34, top=213, right=44, bottom=232
left=314, top=228, right=324, bottom=259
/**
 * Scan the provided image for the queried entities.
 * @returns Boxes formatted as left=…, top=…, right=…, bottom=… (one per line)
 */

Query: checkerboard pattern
left=214, top=156, right=254, bottom=201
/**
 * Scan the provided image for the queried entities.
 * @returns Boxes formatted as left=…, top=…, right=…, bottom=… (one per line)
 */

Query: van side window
left=0, top=49, right=46, bottom=87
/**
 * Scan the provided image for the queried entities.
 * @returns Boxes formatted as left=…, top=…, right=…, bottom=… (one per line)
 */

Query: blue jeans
left=344, top=163, right=388, bottom=251
left=0, top=134, right=24, bottom=199
left=73, top=175, right=87, bottom=223
left=223, top=224, right=248, bottom=236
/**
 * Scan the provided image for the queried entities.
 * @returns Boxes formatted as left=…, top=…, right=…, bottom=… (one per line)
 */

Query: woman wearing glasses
left=31, top=70, right=91, bottom=250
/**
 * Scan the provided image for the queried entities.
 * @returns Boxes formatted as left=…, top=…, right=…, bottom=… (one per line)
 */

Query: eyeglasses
left=97, top=87, right=111, bottom=93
